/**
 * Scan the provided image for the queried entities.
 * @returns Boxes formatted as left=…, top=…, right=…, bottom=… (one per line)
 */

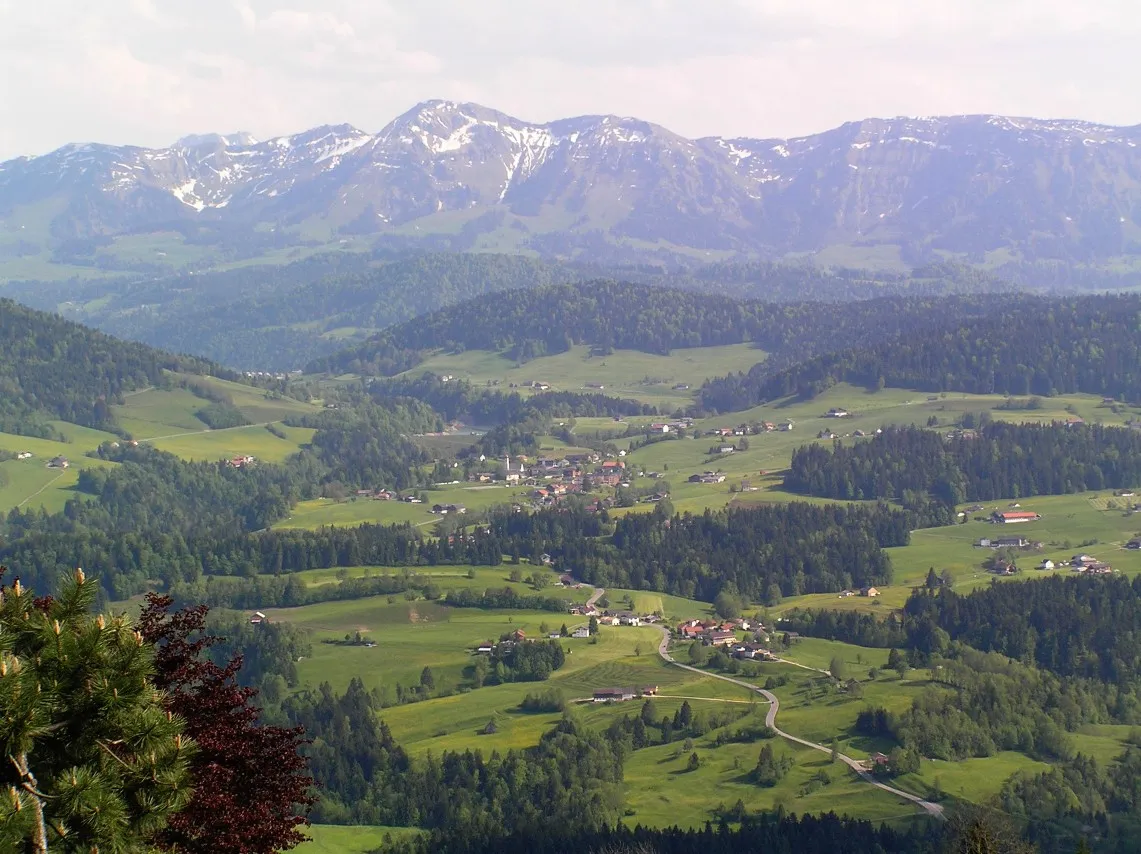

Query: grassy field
left=275, top=482, right=535, bottom=530
left=404, top=343, right=767, bottom=408
left=147, top=423, right=316, bottom=463
left=622, top=735, right=925, bottom=829
left=288, top=824, right=422, bottom=854
left=111, top=378, right=319, bottom=463
left=0, top=421, right=120, bottom=513
left=0, top=373, right=322, bottom=514
left=613, top=385, right=1141, bottom=519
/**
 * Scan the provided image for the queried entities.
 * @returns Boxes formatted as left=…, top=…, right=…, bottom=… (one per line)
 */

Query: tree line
left=483, top=501, right=906, bottom=603
left=785, top=422, right=1141, bottom=505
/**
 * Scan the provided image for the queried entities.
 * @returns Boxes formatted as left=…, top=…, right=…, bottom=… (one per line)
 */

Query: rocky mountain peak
left=4, top=103, right=1141, bottom=267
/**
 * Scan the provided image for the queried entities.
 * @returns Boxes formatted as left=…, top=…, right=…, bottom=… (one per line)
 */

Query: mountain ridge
left=5, top=100, right=1141, bottom=270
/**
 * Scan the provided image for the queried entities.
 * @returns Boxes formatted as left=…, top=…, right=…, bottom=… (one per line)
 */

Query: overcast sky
left=3, top=0, right=1140, bottom=160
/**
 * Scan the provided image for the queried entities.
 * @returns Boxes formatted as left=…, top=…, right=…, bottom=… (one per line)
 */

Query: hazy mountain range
left=3, top=100, right=1141, bottom=276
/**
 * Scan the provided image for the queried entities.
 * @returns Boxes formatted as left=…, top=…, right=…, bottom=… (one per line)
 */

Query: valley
left=5, top=281, right=1141, bottom=854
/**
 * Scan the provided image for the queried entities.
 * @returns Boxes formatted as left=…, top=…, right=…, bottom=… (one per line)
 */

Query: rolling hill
left=0, top=297, right=239, bottom=437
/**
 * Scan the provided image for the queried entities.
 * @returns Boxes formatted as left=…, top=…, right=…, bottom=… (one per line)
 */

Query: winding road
left=585, top=586, right=606, bottom=611
left=655, top=626, right=944, bottom=819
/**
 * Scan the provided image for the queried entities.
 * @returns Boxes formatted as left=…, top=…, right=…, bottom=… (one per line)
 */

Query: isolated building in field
left=993, top=511, right=1041, bottom=524
left=593, top=688, right=637, bottom=703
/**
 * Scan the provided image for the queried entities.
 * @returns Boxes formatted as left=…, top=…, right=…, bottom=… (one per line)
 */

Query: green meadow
left=112, top=377, right=319, bottom=463
left=292, top=824, right=422, bottom=854
left=617, top=385, right=1139, bottom=518
left=767, top=490, right=1141, bottom=617
left=275, top=482, right=535, bottom=530
left=0, top=422, right=119, bottom=513
left=404, top=343, right=767, bottom=408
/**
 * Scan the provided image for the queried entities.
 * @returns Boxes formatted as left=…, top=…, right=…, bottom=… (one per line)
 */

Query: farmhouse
left=689, top=472, right=726, bottom=484
left=1127, top=540, right=1141, bottom=550
left=48, top=455, right=70, bottom=469
left=826, top=408, right=850, bottom=418
left=648, top=423, right=672, bottom=433
left=16, top=451, right=32, bottom=460
left=593, top=688, right=637, bottom=703
left=249, top=611, right=267, bottom=625
left=867, top=753, right=891, bottom=770
left=993, top=511, right=1041, bottom=524
left=778, top=420, right=795, bottom=431
left=572, top=626, right=591, bottom=639
left=476, top=643, right=495, bottom=654
left=708, top=630, right=737, bottom=646
left=992, top=560, right=1017, bottom=576
left=431, top=503, right=467, bottom=515
left=861, top=587, right=880, bottom=597
left=1037, top=560, right=1055, bottom=570
left=1076, top=561, right=1114, bottom=574
left=994, top=537, right=1030, bottom=548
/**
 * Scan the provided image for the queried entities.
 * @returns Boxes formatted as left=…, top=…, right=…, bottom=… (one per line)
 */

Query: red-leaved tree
left=138, top=594, right=315, bottom=853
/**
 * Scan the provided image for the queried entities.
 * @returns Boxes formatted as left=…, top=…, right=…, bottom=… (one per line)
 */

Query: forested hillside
left=311, top=281, right=1010, bottom=377
left=904, top=576, right=1141, bottom=687
left=72, top=253, right=588, bottom=369
left=0, top=298, right=230, bottom=437
left=701, top=293, right=1141, bottom=412
left=785, top=422, right=1141, bottom=503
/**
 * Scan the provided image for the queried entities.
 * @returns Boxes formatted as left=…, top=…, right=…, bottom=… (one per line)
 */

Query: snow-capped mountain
left=4, top=100, right=1141, bottom=265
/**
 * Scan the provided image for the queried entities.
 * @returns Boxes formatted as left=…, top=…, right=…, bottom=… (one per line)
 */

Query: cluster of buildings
left=355, top=488, right=398, bottom=501
left=702, top=420, right=793, bottom=436
left=676, top=619, right=779, bottom=661
left=226, top=455, right=256, bottom=469
left=594, top=610, right=662, bottom=627
left=463, top=454, right=661, bottom=509
left=677, top=617, right=758, bottom=641
left=645, top=418, right=696, bottom=434
left=1055, top=554, right=1114, bottom=574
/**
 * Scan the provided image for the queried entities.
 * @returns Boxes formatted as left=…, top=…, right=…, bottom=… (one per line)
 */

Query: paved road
left=586, top=587, right=605, bottom=610
left=656, top=627, right=944, bottom=819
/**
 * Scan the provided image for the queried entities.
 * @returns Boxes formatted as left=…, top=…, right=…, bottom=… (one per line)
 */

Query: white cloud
left=1, top=0, right=1139, bottom=160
